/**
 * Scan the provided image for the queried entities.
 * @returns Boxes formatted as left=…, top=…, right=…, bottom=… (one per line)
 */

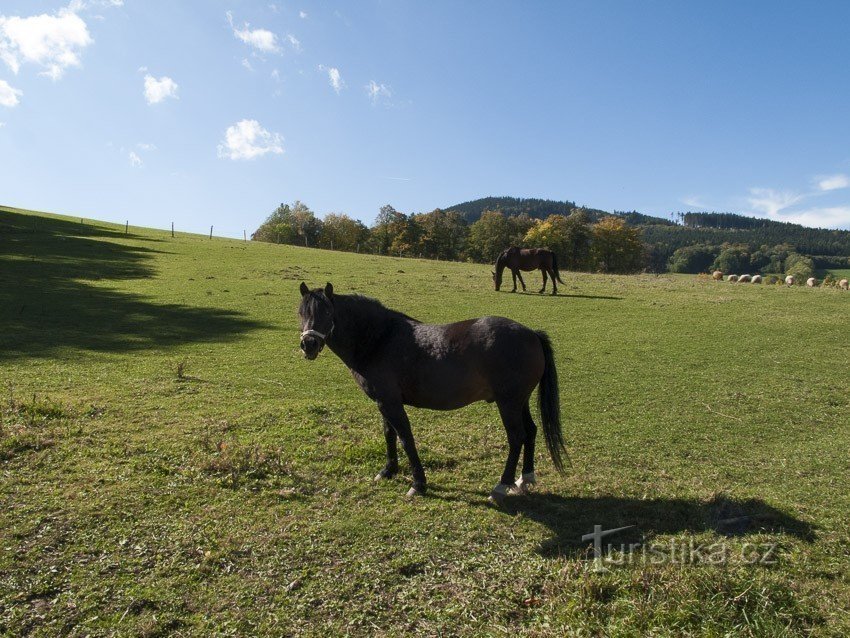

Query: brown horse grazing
left=298, top=282, right=566, bottom=505
left=492, top=247, right=565, bottom=295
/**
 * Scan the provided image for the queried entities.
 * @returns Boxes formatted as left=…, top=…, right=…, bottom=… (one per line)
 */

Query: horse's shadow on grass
left=501, top=291, right=624, bottom=301
left=431, top=488, right=815, bottom=558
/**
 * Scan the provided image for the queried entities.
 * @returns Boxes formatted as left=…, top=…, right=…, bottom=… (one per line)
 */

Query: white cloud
left=747, top=187, right=804, bottom=217
left=681, top=196, right=708, bottom=209
left=299, top=10, right=308, bottom=19
left=319, top=65, right=343, bottom=93
left=0, top=79, right=22, bottom=106
left=242, top=57, right=254, bottom=72
left=268, top=4, right=280, bottom=13
left=68, top=0, right=124, bottom=10
left=137, top=142, right=156, bottom=151
left=771, top=206, right=850, bottom=229
left=128, top=150, right=142, bottom=167
left=217, top=119, right=284, bottom=160
left=271, top=68, right=280, bottom=82
left=366, top=80, right=391, bottom=104
left=286, top=34, right=301, bottom=52
left=226, top=11, right=279, bottom=53
left=0, top=5, right=93, bottom=80
left=815, top=174, right=849, bottom=192
left=143, top=73, right=178, bottom=104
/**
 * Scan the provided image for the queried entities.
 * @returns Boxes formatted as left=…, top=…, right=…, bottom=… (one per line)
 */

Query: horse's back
left=403, top=316, right=544, bottom=409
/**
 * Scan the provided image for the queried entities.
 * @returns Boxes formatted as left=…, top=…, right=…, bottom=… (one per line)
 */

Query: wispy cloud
left=366, top=80, right=392, bottom=105
left=242, top=57, right=254, bottom=72
left=319, top=65, right=344, bottom=93
left=770, top=206, right=850, bottom=229
left=143, top=74, right=178, bottom=104
left=747, top=187, right=804, bottom=217
left=0, top=79, right=22, bottom=106
left=226, top=11, right=279, bottom=54
left=380, top=176, right=412, bottom=182
left=299, top=10, right=308, bottom=19
left=0, top=4, right=93, bottom=80
left=217, top=119, right=284, bottom=160
left=286, top=34, right=301, bottom=52
left=815, top=174, right=849, bottom=192
left=128, top=150, right=142, bottom=167
left=681, top=196, right=709, bottom=209
left=137, top=142, right=156, bottom=151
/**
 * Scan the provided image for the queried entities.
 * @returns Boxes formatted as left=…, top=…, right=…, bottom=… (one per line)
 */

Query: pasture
left=1, top=205, right=849, bottom=637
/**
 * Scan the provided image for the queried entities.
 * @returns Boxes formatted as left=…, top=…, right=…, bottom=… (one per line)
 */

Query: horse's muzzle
left=300, top=336, right=321, bottom=360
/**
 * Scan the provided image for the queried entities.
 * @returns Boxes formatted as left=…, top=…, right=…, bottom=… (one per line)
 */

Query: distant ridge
left=441, top=196, right=672, bottom=226
left=439, top=196, right=850, bottom=259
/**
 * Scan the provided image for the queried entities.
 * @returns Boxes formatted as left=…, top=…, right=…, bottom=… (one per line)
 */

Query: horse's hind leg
left=374, top=416, right=399, bottom=481
left=510, top=270, right=518, bottom=292
left=538, top=269, right=548, bottom=294
left=547, top=266, right=558, bottom=295
left=515, top=402, right=537, bottom=493
left=489, top=399, right=526, bottom=506
left=516, top=270, right=527, bottom=292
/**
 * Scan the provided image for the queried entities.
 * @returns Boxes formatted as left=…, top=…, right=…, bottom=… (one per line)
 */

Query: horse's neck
left=327, top=295, right=398, bottom=368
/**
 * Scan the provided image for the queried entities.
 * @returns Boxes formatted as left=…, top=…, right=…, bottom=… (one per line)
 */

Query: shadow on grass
left=498, top=290, right=624, bottom=301
left=427, top=485, right=815, bottom=557
left=500, top=493, right=816, bottom=558
left=0, top=208, right=268, bottom=360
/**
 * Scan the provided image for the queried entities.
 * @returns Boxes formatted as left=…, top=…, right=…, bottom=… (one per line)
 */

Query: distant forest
left=251, top=196, right=850, bottom=278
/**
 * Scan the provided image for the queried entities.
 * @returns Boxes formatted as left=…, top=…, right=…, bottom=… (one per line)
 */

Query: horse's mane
left=338, top=293, right=420, bottom=325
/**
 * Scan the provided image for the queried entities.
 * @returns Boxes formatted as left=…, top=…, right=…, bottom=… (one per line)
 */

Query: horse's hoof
left=406, top=486, right=425, bottom=498
left=488, top=483, right=513, bottom=506
left=374, top=472, right=386, bottom=482
left=514, top=472, right=537, bottom=494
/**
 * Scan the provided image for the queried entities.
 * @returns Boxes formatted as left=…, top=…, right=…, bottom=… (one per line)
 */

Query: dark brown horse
left=298, top=282, right=565, bottom=504
left=492, top=247, right=565, bottom=295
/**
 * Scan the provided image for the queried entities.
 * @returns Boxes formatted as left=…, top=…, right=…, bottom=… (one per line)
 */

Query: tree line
left=252, top=199, right=850, bottom=275
left=252, top=202, right=645, bottom=273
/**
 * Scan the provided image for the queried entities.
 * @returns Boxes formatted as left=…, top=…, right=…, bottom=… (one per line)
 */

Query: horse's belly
left=403, top=366, right=492, bottom=410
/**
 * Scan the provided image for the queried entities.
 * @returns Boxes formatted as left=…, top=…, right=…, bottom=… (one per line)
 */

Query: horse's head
left=493, top=255, right=505, bottom=291
left=298, top=282, right=335, bottom=360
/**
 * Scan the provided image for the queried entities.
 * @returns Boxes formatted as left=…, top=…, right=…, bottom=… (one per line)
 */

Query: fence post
left=243, top=230, right=247, bottom=242
left=171, top=222, right=174, bottom=238
left=210, top=226, right=213, bottom=240
left=125, top=220, right=128, bottom=234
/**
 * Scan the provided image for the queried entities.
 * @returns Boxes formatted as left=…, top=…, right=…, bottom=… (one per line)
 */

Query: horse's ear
left=300, top=282, right=309, bottom=296
left=324, top=282, right=334, bottom=299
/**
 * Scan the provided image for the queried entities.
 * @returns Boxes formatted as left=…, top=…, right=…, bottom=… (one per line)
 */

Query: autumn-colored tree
left=415, top=209, right=469, bottom=260
left=591, top=216, right=645, bottom=273
left=319, top=214, right=369, bottom=252
left=523, top=209, right=592, bottom=271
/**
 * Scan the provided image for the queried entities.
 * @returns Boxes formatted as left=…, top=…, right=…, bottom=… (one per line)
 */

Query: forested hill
left=442, top=196, right=850, bottom=258
left=442, top=196, right=616, bottom=224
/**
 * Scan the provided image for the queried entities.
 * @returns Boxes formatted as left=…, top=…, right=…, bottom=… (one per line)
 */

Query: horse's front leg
left=516, top=270, right=527, bottom=292
left=374, top=416, right=399, bottom=481
left=378, top=401, right=426, bottom=496
left=538, top=268, right=548, bottom=294
left=510, top=270, right=518, bottom=292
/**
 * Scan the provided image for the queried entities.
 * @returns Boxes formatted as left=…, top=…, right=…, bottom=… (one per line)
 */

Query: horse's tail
left=551, top=252, right=565, bottom=284
left=535, top=331, right=566, bottom=473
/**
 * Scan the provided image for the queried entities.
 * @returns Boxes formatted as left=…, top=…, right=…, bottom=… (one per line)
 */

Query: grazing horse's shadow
left=428, top=488, right=815, bottom=558
left=499, top=291, right=624, bottom=301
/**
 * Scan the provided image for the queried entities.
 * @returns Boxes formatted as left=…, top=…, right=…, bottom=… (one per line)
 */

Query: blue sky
left=1, top=1, right=850, bottom=237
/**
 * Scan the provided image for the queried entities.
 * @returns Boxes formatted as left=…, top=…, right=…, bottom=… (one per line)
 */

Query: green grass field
left=2, top=205, right=849, bottom=637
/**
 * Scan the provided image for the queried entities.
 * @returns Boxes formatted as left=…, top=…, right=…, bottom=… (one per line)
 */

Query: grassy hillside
left=1, top=205, right=849, bottom=637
